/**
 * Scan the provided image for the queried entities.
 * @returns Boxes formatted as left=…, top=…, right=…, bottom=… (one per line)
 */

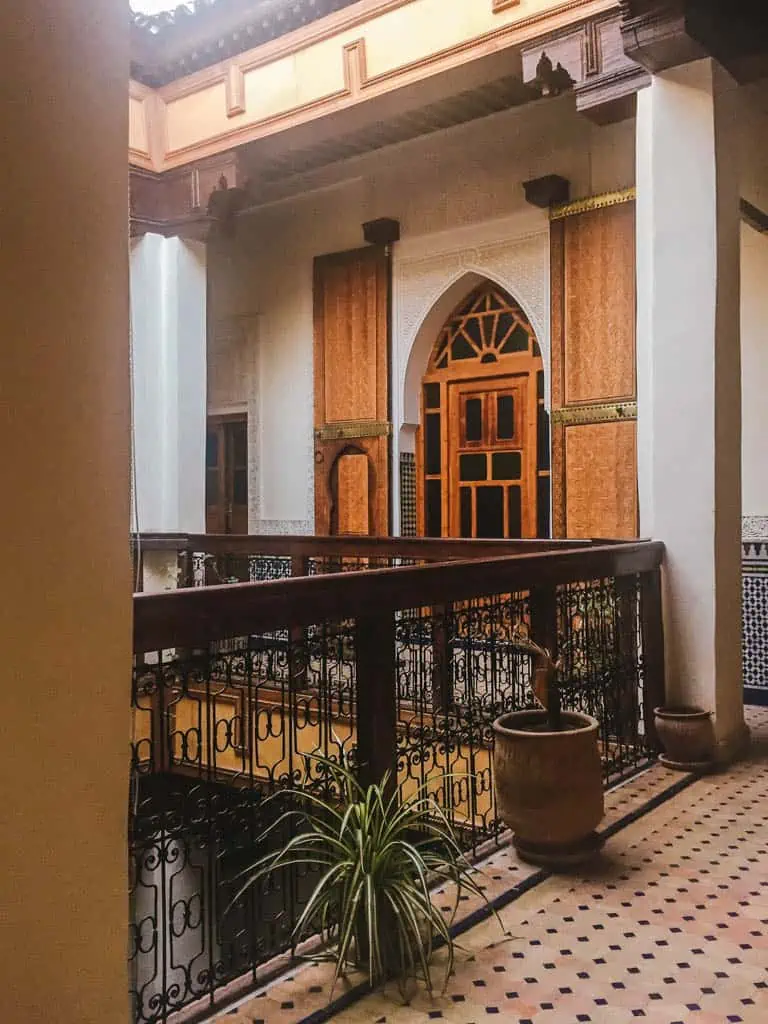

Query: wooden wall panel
left=314, top=246, right=387, bottom=427
left=313, top=246, right=389, bottom=536
left=563, top=202, right=636, bottom=405
left=337, top=454, right=370, bottom=535
left=565, top=421, right=637, bottom=539
left=550, top=194, right=638, bottom=540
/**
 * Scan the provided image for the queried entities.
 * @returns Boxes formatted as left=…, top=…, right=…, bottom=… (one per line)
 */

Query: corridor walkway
left=224, top=707, right=768, bottom=1024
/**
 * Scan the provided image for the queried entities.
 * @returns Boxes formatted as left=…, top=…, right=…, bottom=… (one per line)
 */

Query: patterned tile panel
left=743, top=526, right=768, bottom=697
left=400, top=452, right=417, bottom=538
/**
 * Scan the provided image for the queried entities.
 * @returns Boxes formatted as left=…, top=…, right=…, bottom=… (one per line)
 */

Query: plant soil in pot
left=493, top=707, right=604, bottom=869
left=654, top=705, right=714, bottom=771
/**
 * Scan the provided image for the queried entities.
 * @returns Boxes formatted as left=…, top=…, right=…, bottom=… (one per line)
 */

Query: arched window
left=429, top=284, right=541, bottom=372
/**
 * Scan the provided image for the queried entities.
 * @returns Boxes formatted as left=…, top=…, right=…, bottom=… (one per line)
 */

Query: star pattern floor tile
left=218, top=707, right=768, bottom=1024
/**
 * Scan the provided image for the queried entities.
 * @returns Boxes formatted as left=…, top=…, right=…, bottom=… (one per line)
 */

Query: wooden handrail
left=134, top=540, right=664, bottom=651
left=132, top=531, right=596, bottom=559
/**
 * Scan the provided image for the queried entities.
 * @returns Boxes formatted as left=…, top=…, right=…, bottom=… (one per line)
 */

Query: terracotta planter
left=492, top=709, right=604, bottom=869
left=653, top=705, right=714, bottom=770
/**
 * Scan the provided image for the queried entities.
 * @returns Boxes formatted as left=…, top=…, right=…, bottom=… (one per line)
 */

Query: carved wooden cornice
left=129, top=150, right=245, bottom=240
left=620, top=0, right=768, bottom=82
left=521, top=13, right=650, bottom=126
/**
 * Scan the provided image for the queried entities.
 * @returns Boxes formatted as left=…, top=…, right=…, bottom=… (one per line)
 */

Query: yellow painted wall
left=0, top=2, right=131, bottom=1022
left=130, top=0, right=619, bottom=169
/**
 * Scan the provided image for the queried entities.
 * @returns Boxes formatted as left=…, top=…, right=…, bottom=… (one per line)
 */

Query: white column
left=636, top=59, right=746, bottom=758
left=130, top=233, right=207, bottom=534
left=0, top=1, right=130, bottom=1020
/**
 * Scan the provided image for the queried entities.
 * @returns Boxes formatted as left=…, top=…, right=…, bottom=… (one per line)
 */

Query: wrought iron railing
left=129, top=539, right=665, bottom=1023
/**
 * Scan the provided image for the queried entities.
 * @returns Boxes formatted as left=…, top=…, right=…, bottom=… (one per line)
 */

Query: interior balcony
left=129, top=530, right=768, bottom=1023
left=130, top=532, right=667, bottom=1021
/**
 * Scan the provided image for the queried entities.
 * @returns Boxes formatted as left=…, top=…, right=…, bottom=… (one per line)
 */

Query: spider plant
left=229, top=753, right=498, bottom=998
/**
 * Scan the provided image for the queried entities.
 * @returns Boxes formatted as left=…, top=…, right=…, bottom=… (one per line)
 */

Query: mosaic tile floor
left=220, top=707, right=768, bottom=1024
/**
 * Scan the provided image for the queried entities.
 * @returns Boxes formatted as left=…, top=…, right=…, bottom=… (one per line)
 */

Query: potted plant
left=492, top=637, right=604, bottom=869
left=229, top=753, right=500, bottom=999
left=653, top=705, right=714, bottom=771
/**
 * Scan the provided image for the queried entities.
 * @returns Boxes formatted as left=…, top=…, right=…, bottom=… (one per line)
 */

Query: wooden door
left=447, top=376, right=536, bottom=538
left=205, top=415, right=248, bottom=533
left=550, top=193, right=638, bottom=538
left=418, top=282, right=548, bottom=539
left=313, top=246, right=389, bottom=535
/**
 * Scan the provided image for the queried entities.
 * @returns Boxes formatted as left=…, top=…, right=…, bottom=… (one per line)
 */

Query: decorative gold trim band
left=315, top=420, right=392, bottom=441
left=550, top=188, right=636, bottom=220
left=552, top=401, right=637, bottom=426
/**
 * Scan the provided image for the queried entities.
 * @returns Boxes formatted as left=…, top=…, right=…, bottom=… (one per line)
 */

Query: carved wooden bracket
left=523, top=175, right=571, bottom=209
left=620, top=0, right=768, bottom=83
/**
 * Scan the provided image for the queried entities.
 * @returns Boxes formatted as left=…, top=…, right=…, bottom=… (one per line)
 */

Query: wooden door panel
left=206, top=416, right=248, bottom=534
left=563, top=201, right=636, bottom=405
left=447, top=376, right=534, bottom=539
left=550, top=195, right=638, bottom=539
left=319, top=257, right=383, bottom=423
left=564, top=420, right=637, bottom=538
left=336, top=453, right=370, bottom=535
left=313, top=246, right=389, bottom=535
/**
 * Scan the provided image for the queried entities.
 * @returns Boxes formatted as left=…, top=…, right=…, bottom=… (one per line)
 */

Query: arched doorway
left=417, top=281, right=549, bottom=538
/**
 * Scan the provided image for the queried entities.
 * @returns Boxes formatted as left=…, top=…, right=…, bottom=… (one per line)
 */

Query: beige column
left=636, top=59, right=746, bottom=759
left=0, top=3, right=130, bottom=1023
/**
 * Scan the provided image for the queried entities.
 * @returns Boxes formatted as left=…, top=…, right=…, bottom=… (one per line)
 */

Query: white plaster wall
left=209, top=97, right=635, bottom=533
left=741, top=221, right=768, bottom=522
left=739, top=82, right=768, bottom=535
left=130, top=233, right=207, bottom=533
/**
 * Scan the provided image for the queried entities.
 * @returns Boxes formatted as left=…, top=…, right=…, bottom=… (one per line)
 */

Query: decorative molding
left=492, top=0, right=522, bottom=13
left=396, top=222, right=550, bottom=371
left=343, top=39, right=367, bottom=96
left=315, top=420, right=392, bottom=441
left=550, top=187, right=636, bottom=220
left=225, top=64, right=246, bottom=118
left=743, top=516, right=768, bottom=543
left=551, top=401, right=637, bottom=425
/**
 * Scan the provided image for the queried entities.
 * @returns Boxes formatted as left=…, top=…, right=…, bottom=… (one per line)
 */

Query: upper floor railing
left=132, top=531, right=598, bottom=591
left=129, top=535, right=665, bottom=1023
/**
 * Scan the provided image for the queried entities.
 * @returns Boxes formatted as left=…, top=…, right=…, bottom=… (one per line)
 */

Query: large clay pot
left=492, top=709, right=604, bottom=869
left=654, top=705, right=714, bottom=770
